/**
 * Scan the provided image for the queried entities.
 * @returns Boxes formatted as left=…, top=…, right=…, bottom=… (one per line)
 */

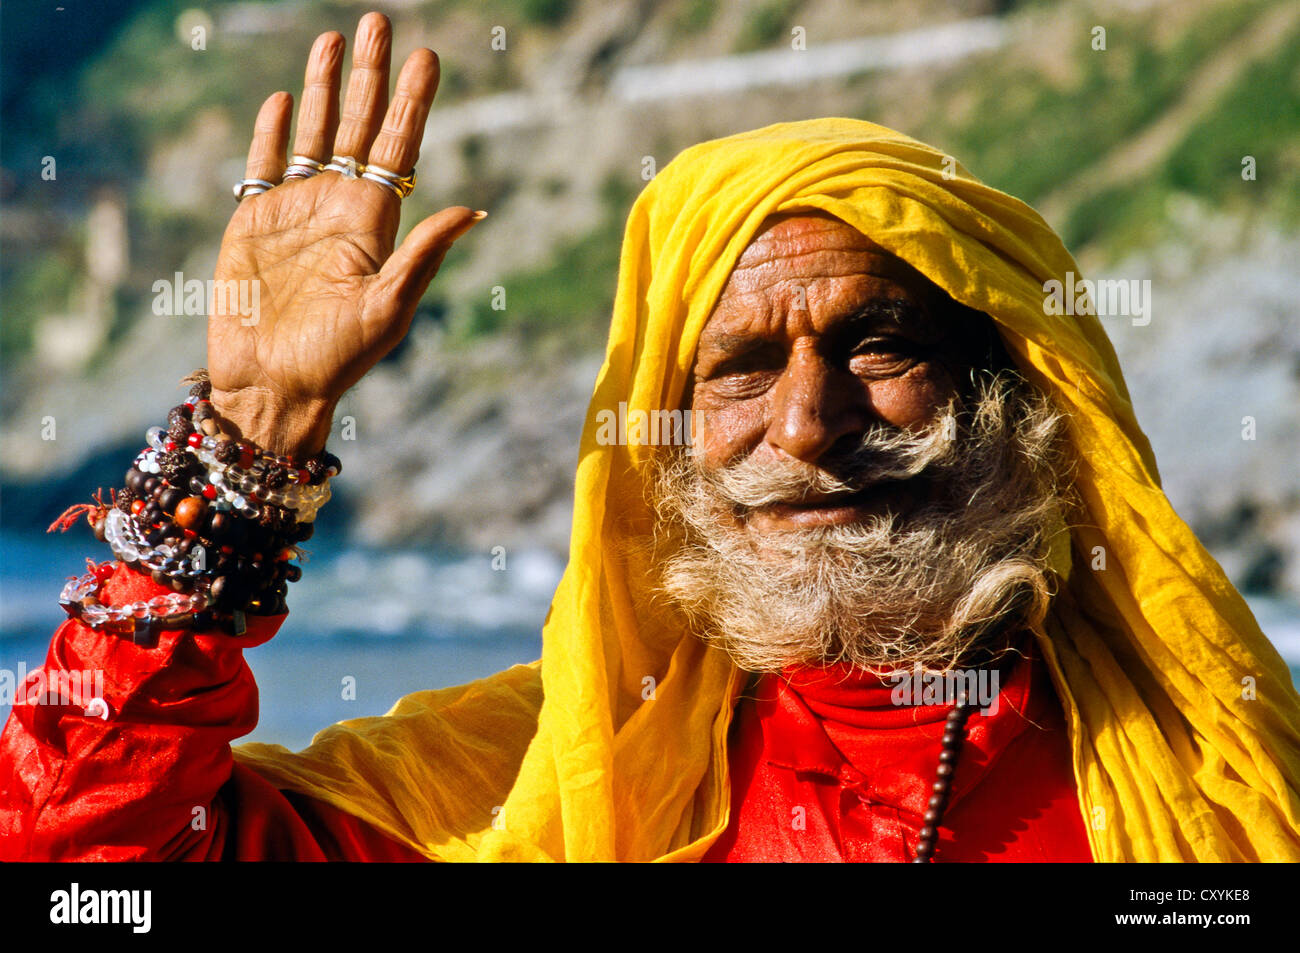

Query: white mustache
left=702, top=406, right=959, bottom=509
left=652, top=371, right=1066, bottom=674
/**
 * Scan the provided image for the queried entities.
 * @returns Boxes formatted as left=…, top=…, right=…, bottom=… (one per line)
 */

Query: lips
left=749, top=483, right=904, bottom=530
left=783, top=486, right=873, bottom=509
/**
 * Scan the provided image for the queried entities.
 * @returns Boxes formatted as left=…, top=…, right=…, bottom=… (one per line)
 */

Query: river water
left=2, top=529, right=1297, bottom=750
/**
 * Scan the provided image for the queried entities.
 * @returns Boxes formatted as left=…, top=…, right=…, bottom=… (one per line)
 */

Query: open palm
left=207, top=13, right=481, bottom=458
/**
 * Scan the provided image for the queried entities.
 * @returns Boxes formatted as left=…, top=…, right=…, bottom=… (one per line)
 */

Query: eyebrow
left=701, top=297, right=934, bottom=356
left=844, top=298, right=931, bottom=331
left=704, top=332, right=767, bottom=356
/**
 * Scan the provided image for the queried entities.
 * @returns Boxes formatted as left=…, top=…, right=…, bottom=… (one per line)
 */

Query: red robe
left=705, top=638, right=1094, bottom=861
left=0, top=560, right=1091, bottom=861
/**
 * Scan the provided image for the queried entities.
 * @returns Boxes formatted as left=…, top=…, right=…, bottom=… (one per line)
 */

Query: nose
left=765, top=343, right=867, bottom=464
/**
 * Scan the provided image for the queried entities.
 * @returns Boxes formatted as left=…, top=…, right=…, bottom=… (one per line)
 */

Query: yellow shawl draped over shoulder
left=234, top=118, right=1300, bottom=862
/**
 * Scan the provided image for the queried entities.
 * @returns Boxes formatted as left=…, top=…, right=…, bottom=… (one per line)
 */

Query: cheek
left=690, top=389, right=767, bottom=468
left=865, top=366, right=957, bottom=430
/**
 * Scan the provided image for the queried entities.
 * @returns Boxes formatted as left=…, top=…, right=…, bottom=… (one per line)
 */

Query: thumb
left=378, top=205, right=485, bottom=306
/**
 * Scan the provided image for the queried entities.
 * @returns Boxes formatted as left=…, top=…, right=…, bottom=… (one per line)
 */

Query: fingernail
left=471, top=210, right=488, bottom=220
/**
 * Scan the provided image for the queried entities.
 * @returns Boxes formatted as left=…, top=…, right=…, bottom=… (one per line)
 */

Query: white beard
left=650, top=371, right=1069, bottom=673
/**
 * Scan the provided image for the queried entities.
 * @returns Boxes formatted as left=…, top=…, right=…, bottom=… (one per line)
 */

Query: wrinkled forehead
left=734, top=210, right=894, bottom=265
left=706, top=210, right=1002, bottom=359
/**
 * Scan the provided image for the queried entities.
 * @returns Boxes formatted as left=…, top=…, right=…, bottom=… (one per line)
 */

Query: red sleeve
left=0, top=560, right=427, bottom=862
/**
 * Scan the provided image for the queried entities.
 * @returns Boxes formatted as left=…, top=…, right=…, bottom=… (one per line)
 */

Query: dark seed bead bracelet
left=70, top=369, right=341, bottom=632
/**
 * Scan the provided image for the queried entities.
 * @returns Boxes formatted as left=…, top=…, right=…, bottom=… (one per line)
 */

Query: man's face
left=689, top=213, right=983, bottom=534
left=660, top=211, right=1063, bottom=672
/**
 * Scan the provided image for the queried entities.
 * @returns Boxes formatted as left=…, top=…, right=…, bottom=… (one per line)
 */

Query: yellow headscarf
left=235, top=118, right=1300, bottom=861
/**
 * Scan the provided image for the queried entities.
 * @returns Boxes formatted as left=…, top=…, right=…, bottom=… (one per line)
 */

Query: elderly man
left=3, top=13, right=1298, bottom=863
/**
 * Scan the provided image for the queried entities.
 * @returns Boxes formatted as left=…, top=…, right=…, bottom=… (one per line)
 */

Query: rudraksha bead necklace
left=912, top=691, right=983, bottom=863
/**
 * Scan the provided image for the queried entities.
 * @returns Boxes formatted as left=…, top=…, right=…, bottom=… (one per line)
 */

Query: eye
left=851, top=335, right=914, bottom=358
left=849, top=337, right=920, bottom=374
left=697, top=342, right=786, bottom=395
left=709, top=366, right=782, bottom=399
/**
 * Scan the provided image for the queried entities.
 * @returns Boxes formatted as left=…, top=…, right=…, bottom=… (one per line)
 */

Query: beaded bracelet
left=59, top=565, right=233, bottom=645
left=143, top=376, right=339, bottom=524
left=103, top=507, right=209, bottom=580
left=51, top=371, right=332, bottom=635
left=133, top=437, right=332, bottom=524
left=109, top=463, right=303, bottom=611
left=118, top=374, right=321, bottom=608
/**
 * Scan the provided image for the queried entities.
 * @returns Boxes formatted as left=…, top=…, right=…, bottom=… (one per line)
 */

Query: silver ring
left=324, top=155, right=364, bottom=179
left=361, top=163, right=417, bottom=199
left=233, top=178, right=277, bottom=203
left=283, top=155, right=326, bottom=181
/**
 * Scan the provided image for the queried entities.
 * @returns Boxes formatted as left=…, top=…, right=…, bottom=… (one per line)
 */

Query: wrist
left=209, top=386, right=336, bottom=460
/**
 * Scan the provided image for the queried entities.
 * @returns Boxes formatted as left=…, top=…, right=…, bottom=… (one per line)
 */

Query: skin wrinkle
left=653, top=379, right=1067, bottom=672
left=213, top=11, right=482, bottom=462
left=692, top=215, right=1008, bottom=472
left=294, top=34, right=344, bottom=159
left=335, top=21, right=391, bottom=158
left=655, top=213, right=1067, bottom=672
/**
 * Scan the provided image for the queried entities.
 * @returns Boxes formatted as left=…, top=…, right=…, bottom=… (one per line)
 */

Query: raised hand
left=207, top=12, right=482, bottom=459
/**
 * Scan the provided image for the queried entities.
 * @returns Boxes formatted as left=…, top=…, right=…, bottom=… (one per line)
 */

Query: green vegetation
left=922, top=1, right=1264, bottom=200
left=1061, top=25, right=1300, bottom=252
left=674, top=0, right=719, bottom=37
left=1, top=254, right=75, bottom=361
left=909, top=0, right=1291, bottom=256
left=473, top=0, right=575, bottom=28
left=5, top=0, right=1297, bottom=373
left=453, top=176, right=635, bottom=347
left=85, top=7, right=291, bottom=151
left=518, top=0, right=574, bottom=27
left=734, top=0, right=802, bottom=53
left=1166, top=27, right=1300, bottom=222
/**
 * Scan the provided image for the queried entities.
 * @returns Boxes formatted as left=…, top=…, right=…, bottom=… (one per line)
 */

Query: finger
left=365, top=48, right=439, bottom=176
left=332, top=12, right=391, bottom=164
left=375, top=206, right=485, bottom=312
left=244, top=92, right=293, bottom=184
left=291, top=31, right=345, bottom=163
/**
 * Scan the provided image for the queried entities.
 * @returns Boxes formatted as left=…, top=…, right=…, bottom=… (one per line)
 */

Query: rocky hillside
left=2, top=0, right=1297, bottom=595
